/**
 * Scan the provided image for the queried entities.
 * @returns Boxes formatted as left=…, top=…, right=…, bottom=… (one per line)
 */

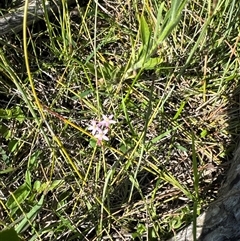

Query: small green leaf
left=132, top=223, right=146, bottom=238
left=89, top=138, right=97, bottom=148
left=200, top=129, right=208, bottom=138
left=0, top=146, right=9, bottom=162
left=12, top=107, right=25, bottom=123
left=0, top=109, right=10, bottom=118
left=150, top=125, right=181, bottom=144
left=49, top=180, right=64, bottom=191
left=37, top=182, right=48, bottom=193
left=80, top=90, right=92, bottom=98
left=0, top=125, right=11, bottom=140
left=33, top=180, right=41, bottom=192
left=148, top=226, right=158, bottom=240
left=173, top=100, right=187, bottom=120
left=120, top=144, right=128, bottom=154
left=0, top=107, right=25, bottom=123
left=175, top=144, right=187, bottom=152
left=171, top=217, right=182, bottom=229
left=8, top=139, right=19, bottom=153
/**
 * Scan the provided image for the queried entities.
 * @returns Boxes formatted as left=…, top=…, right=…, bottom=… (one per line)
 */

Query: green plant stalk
left=192, top=134, right=199, bottom=241
left=23, top=0, right=45, bottom=119
left=128, top=79, right=154, bottom=202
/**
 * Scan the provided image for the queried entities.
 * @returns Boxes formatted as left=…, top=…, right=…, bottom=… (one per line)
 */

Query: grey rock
left=169, top=145, right=240, bottom=241
left=0, top=0, right=76, bottom=35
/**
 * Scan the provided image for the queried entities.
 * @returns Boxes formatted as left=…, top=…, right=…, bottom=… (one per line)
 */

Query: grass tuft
left=0, top=0, right=240, bottom=240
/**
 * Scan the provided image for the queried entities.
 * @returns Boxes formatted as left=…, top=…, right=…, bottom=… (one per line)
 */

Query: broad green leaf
left=142, top=57, right=163, bottom=69
left=15, top=195, right=44, bottom=234
left=28, top=151, right=42, bottom=170
left=152, top=0, right=188, bottom=51
left=0, top=228, right=20, bottom=241
left=25, top=170, right=31, bottom=188
left=37, top=180, right=64, bottom=193
left=140, top=15, right=151, bottom=47
left=0, top=166, right=15, bottom=174
left=125, top=56, right=163, bottom=77
left=6, top=183, right=31, bottom=213
left=126, top=1, right=187, bottom=77
left=132, top=223, right=146, bottom=238
left=150, top=124, right=181, bottom=145
left=153, top=2, right=165, bottom=43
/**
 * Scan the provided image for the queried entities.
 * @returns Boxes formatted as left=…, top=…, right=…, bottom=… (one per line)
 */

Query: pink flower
left=99, top=115, right=116, bottom=128
left=88, top=120, right=100, bottom=135
left=87, top=114, right=116, bottom=146
left=95, top=129, right=109, bottom=145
